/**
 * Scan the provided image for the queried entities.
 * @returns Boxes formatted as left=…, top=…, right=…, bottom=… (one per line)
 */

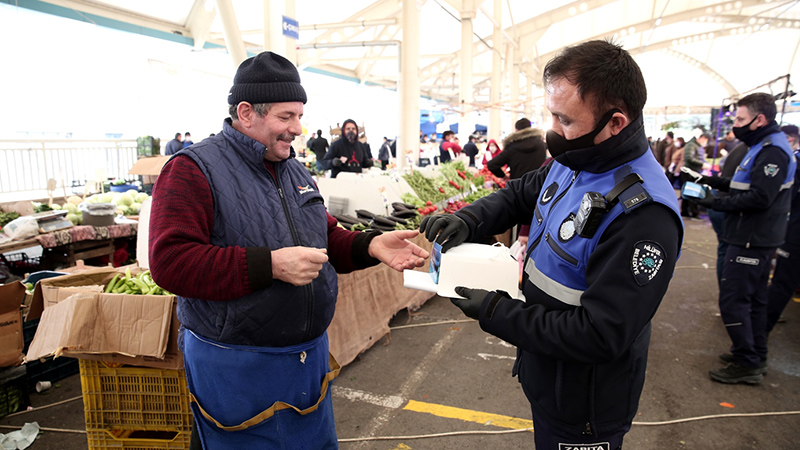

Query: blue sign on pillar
left=282, top=16, right=299, bottom=40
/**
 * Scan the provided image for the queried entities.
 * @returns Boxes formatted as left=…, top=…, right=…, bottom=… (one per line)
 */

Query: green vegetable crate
left=0, top=365, right=30, bottom=418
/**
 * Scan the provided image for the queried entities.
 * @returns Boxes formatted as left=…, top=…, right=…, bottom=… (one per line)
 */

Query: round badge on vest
left=559, top=213, right=577, bottom=242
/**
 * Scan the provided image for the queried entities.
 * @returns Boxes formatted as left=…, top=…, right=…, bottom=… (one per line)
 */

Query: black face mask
left=546, top=108, right=621, bottom=157
left=345, top=131, right=357, bottom=143
left=732, top=115, right=759, bottom=142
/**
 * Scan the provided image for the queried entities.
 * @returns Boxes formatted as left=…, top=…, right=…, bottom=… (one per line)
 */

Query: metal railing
left=0, top=139, right=139, bottom=196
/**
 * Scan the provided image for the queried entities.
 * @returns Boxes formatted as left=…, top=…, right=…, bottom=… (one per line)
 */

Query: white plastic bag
left=3, top=216, right=39, bottom=240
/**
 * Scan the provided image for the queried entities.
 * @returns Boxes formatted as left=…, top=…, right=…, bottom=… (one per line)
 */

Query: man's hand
left=680, top=166, right=703, bottom=183
left=368, top=230, right=429, bottom=271
left=419, top=214, right=469, bottom=252
left=271, top=247, right=328, bottom=286
left=452, top=286, right=491, bottom=320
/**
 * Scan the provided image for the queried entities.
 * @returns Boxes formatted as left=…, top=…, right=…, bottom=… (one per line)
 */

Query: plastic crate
left=0, top=253, right=42, bottom=277
left=85, top=428, right=190, bottom=450
left=0, top=366, right=30, bottom=417
left=79, top=360, right=193, bottom=432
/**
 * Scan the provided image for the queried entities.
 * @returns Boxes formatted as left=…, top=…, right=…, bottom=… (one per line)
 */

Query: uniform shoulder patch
left=631, top=241, right=666, bottom=286
left=764, top=163, right=780, bottom=177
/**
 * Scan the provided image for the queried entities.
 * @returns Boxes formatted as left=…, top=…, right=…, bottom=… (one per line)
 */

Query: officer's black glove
left=419, top=214, right=469, bottom=253
left=680, top=166, right=704, bottom=183
left=687, top=185, right=716, bottom=209
left=680, top=166, right=725, bottom=189
left=452, top=286, right=490, bottom=320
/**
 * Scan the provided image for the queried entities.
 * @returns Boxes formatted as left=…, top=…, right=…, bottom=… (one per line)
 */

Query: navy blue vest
left=176, top=120, right=338, bottom=347
left=730, top=131, right=796, bottom=192
left=524, top=151, right=681, bottom=306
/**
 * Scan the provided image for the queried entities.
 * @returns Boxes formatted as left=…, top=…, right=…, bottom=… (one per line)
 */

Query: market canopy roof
left=12, top=0, right=800, bottom=112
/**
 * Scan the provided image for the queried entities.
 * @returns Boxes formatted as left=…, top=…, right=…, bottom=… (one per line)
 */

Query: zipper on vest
left=273, top=173, right=316, bottom=341
left=544, top=233, right=579, bottom=266
left=549, top=170, right=579, bottom=213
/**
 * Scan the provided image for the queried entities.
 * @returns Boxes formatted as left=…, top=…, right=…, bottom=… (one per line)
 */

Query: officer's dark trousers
left=530, top=408, right=626, bottom=450
left=719, top=245, right=775, bottom=368
left=766, top=241, right=800, bottom=333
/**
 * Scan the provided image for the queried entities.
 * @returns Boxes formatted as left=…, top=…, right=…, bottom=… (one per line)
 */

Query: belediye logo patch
left=297, top=185, right=315, bottom=194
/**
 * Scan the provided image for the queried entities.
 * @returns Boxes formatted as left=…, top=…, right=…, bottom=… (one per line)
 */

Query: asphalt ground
left=2, top=213, right=799, bottom=449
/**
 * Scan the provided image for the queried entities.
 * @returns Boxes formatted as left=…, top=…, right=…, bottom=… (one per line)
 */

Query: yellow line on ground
left=403, top=399, right=534, bottom=431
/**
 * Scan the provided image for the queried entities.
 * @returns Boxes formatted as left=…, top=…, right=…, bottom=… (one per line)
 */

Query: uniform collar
left=553, top=114, right=648, bottom=174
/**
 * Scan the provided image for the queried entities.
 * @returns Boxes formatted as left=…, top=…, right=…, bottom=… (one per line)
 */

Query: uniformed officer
left=686, top=93, right=796, bottom=384
left=420, top=40, right=683, bottom=450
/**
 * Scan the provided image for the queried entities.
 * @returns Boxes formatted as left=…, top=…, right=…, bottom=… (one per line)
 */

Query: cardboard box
left=128, top=156, right=170, bottom=176
left=0, top=282, right=25, bottom=367
left=25, top=266, right=183, bottom=370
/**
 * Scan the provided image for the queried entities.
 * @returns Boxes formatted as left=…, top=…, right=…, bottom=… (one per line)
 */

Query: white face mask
left=489, top=145, right=497, bottom=151
left=675, top=142, right=682, bottom=148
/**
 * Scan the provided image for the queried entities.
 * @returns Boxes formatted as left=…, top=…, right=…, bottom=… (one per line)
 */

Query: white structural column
left=489, top=0, right=502, bottom=140
left=399, top=0, right=420, bottom=170
left=509, top=42, right=519, bottom=122
left=215, top=0, right=247, bottom=66
left=284, top=0, right=297, bottom=63
left=458, top=1, right=476, bottom=143
left=525, top=65, right=534, bottom=122
left=263, top=0, right=286, bottom=56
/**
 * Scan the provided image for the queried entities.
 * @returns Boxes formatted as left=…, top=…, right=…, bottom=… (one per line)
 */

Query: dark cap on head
left=515, top=118, right=532, bottom=130
left=342, top=119, right=358, bottom=133
left=228, top=52, right=307, bottom=105
left=782, top=124, right=799, bottom=136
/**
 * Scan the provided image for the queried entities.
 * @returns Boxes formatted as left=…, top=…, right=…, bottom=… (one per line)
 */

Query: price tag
left=471, top=183, right=478, bottom=193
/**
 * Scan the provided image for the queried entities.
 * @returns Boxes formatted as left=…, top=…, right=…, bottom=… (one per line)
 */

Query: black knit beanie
left=228, top=52, right=307, bottom=105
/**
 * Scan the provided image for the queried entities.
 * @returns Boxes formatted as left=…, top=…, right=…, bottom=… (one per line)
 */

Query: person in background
left=680, top=132, right=710, bottom=217
left=378, top=136, right=391, bottom=170
left=764, top=124, right=800, bottom=337
left=463, top=134, right=480, bottom=167
left=310, top=129, right=329, bottom=172
left=667, top=136, right=686, bottom=186
left=438, top=130, right=461, bottom=164
left=420, top=39, right=683, bottom=449
left=654, top=131, right=674, bottom=170
left=149, top=51, right=429, bottom=449
left=183, top=132, right=194, bottom=148
left=421, top=133, right=429, bottom=143
left=323, top=119, right=373, bottom=178
left=481, top=139, right=501, bottom=168
left=718, top=130, right=740, bottom=158
left=684, top=92, right=796, bottom=385
left=488, top=118, right=547, bottom=180
left=305, top=132, right=316, bottom=158
left=781, top=124, right=800, bottom=150
left=165, top=132, right=183, bottom=155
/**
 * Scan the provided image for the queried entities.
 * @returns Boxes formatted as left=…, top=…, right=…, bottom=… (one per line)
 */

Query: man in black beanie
left=149, top=51, right=428, bottom=449
left=322, top=118, right=374, bottom=177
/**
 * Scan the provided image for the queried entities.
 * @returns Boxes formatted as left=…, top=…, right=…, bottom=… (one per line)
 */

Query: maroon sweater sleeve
left=149, top=155, right=380, bottom=300
left=327, top=212, right=380, bottom=273
left=149, top=155, right=261, bottom=301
